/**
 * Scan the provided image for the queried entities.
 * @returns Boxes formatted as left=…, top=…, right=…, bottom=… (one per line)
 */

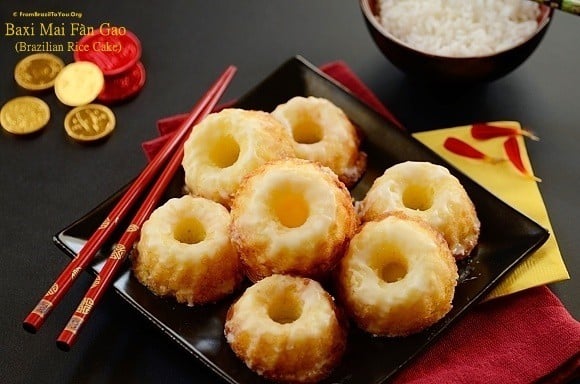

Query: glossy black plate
left=54, top=56, right=549, bottom=383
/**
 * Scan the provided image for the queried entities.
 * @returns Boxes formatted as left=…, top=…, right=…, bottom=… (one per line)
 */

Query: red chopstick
left=56, top=132, right=195, bottom=349
left=23, top=66, right=237, bottom=334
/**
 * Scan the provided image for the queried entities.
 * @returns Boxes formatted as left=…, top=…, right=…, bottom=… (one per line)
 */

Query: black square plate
left=54, top=56, right=549, bottom=383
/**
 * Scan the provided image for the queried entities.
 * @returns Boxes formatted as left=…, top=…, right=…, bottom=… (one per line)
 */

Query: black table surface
left=1, top=1, right=578, bottom=383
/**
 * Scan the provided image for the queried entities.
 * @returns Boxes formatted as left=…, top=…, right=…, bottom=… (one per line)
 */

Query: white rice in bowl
left=378, top=0, right=541, bottom=57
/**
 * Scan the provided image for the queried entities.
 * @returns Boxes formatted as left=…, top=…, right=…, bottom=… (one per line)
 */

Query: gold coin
left=0, top=96, right=50, bottom=135
left=14, top=53, right=65, bottom=91
left=64, top=104, right=116, bottom=142
left=54, top=61, right=104, bottom=107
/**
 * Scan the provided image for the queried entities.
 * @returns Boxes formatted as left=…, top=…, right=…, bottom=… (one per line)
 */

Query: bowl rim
left=360, top=0, right=553, bottom=60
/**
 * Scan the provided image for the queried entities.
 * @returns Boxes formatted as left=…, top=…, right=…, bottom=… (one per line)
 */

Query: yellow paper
left=413, top=121, right=569, bottom=299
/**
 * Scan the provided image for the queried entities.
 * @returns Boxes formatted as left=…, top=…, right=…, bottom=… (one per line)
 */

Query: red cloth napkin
left=393, top=286, right=579, bottom=384
left=142, top=62, right=580, bottom=383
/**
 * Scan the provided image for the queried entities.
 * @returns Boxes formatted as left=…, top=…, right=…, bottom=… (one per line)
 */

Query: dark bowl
left=360, top=0, right=553, bottom=84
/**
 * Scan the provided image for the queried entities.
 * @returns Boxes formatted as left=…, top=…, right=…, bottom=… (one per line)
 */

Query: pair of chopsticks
left=23, top=65, right=237, bottom=350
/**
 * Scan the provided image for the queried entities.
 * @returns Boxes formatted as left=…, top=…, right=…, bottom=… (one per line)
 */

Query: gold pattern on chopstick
left=32, top=299, right=53, bottom=317
left=90, top=276, right=101, bottom=288
left=47, top=283, right=59, bottom=295
left=77, top=298, right=94, bottom=315
left=127, top=224, right=139, bottom=232
left=64, top=315, right=83, bottom=334
left=110, top=244, right=126, bottom=260
left=99, top=217, right=111, bottom=230
left=71, top=267, right=81, bottom=279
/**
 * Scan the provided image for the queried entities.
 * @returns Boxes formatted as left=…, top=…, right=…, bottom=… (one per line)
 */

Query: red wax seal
left=74, top=28, right=142, bottom=76
left=98, top=61, right=146, bottom=104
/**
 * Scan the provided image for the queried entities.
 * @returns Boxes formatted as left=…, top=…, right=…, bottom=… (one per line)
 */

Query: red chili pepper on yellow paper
left=471, top=123, right=539, bottom=141
left=503, top=136, right=542, bottom=182
left=443, top=137, right=503, bottom=163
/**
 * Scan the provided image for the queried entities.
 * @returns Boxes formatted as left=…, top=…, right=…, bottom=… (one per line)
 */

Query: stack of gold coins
left=3, top=28, right=146, bottom=142
left=1, top=51, right=118, bottom=142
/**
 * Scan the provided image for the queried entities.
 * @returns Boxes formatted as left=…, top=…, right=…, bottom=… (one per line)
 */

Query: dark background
left=0, top=1, right=578, bottom=383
